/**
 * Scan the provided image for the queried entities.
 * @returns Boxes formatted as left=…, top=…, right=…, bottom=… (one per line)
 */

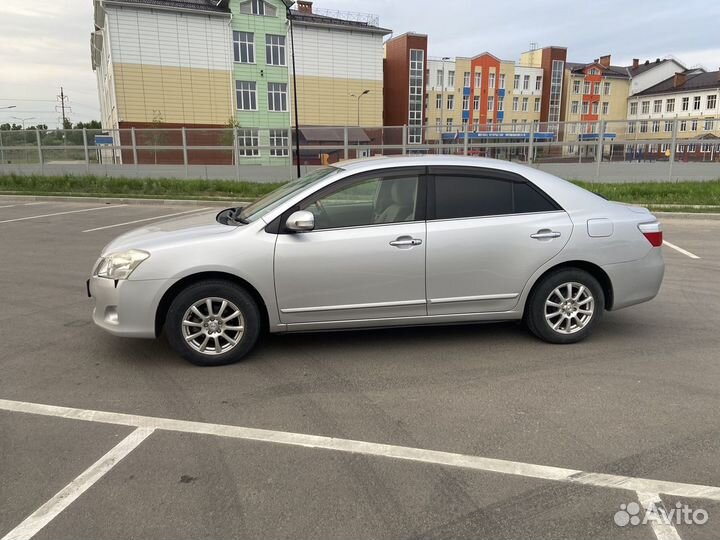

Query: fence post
left=463, top=122, right=469, bottom=156
left=36, top=129, right=43, bottom=174
left=343, top=126, right=349, bottom=160
left=82, top=128, right=90, bottom=173
left=594, top=120, right=605, bottom=185
left=402, top=125, right=407, bottom=155
left=181, top=127, right=189, bottom=179
left=0, top=131, right=4, bottom=164
left=528, top=122, right=535, bottom=165
left=668, top=118, right=678, bottom=182
left=131, top=127, right=139, bottom=174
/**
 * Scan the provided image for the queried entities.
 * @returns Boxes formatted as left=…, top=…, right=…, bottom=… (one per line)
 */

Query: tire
left=525, top=268, right=604, bottom=344
left=165, top=280, right=261, bottom=366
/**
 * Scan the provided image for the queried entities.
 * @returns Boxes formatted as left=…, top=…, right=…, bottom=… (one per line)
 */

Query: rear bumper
left=603, top=248, right=665, bottom=311
left=88, top=276, right=174, bottom=338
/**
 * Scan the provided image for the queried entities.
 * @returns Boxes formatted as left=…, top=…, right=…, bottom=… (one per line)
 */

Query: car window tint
left=434, top=175, right=513, bottom=219
left=513, top=182, right=558, bottom=213
left=304, top=175, right=418, bottom=230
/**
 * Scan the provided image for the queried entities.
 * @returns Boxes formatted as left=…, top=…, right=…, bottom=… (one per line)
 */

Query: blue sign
left=441, top=131, right=555, bottom=141
left=94, top=135, right=114, bottom=145
left=578, top=133, right=617, bottom=141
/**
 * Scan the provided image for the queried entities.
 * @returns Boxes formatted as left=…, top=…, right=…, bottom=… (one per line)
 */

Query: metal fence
left=1, top=121, right=719, bottom=183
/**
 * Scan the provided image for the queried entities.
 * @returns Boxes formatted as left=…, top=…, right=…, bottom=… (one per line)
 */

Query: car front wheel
left=525, top=268, right=604, bottom=344
left=165, top=280, right=261, bottom=366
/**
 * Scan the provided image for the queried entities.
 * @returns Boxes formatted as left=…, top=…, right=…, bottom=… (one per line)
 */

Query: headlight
left=94, top=249, right=150, bottom=280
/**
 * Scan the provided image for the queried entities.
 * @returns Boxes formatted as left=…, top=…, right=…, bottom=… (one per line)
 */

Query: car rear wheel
left=525, top=268, right=604, bottom=344
left=165, top=280, right=261, bottom=366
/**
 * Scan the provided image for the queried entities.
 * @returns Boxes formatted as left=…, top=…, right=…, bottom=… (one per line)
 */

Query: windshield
left=238, top=166, right=341, bottom=223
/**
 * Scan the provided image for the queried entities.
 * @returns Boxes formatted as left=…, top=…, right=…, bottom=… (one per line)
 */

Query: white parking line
left=2, top=398, right=720, bottom=502
left=637, top=492, right=682, bottom=540
left=663, top=241, right=700, bottom=259
left=1, top=427, right=154, bottom=540
left=82, top=207, right=214, bottom=233
left=0, top=205, right=126, bottom=224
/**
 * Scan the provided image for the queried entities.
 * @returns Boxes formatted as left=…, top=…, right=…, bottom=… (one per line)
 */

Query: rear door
left=426, top=166, right=573, bottom=315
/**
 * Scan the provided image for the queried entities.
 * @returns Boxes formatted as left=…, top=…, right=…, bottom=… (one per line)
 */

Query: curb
left=654, top=211, right=720, bottom=220
left=0, top=194, right=243, bottom=207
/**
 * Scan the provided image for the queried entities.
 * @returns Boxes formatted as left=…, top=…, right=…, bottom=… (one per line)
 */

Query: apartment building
left=519, top=46, right=567, bottom=128
left=91, top=0, right=234, bottom=163
left=627, top=69, right=720, bottom=159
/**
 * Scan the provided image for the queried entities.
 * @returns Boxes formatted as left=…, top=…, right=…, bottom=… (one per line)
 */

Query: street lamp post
left=350, top=90, right=370, bottom=126
left=12, top=116, right=35, bottom=129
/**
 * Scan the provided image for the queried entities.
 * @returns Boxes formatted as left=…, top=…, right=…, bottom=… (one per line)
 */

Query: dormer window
left=240, top=0, right=277, bottom=17
left=252, top=0, right=265, bottom=15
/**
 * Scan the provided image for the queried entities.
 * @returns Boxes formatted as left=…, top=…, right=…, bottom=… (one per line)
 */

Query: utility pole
left=57, top=87, right=70, bottom=129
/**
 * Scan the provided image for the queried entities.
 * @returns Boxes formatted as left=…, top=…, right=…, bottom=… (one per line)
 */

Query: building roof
left=627, top=58, right=675, bottom=76
left=566, top=61, right=630, bottom=79
left=290, top=9, right=391, bottom=35
left=636, top=70, right=720, bottom=96
left=104, top=0, right=230, bottom=13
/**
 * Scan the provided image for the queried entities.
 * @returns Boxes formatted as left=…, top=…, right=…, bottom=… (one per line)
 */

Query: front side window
left=302, top=174, right=419, bottom=230
left=235, top=81, right=257, bottom=110
left=267, top=82, right=287, bottom=112
left=266, top=35, right=286, bottom=66
left=233, top=31, right=254, bottom=63
left=433, top=173, right=557, bottom=220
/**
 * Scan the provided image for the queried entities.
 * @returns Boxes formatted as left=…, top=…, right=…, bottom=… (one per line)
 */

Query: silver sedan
left=88, top=156, right=664, bottom=366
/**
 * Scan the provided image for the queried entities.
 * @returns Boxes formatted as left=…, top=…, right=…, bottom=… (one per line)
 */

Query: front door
left=274, top=169, right=427, bottom=325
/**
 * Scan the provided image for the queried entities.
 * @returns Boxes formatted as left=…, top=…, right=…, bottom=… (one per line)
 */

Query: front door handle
left=530, top=229, right=561, bottom=240
left=390, top=236, right=422, bottom=247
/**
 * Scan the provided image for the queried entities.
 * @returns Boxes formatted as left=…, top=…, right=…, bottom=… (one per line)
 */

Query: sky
left=1, top=0, right=720, bottom=127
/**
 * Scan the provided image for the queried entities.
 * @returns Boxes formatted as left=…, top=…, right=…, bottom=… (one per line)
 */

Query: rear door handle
left=390, top=236, right=422, bottom=247
left=530, top=230, right=561, bottom=240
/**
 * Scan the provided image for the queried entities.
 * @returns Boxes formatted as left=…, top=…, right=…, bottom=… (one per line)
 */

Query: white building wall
left=628, top=88, right=720, bottom=121
left=426, top=58, right=456, bottom=92
left=630, top=60, right=686, bottom=95
left=510, top=66, right=543, bottom=97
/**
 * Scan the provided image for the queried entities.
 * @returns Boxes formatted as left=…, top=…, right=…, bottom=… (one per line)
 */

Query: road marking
left=82, top=207, right=214, bottom=233
left=0, top=204, right=18, bottom=208
left=2, top=399, right=720, bottom=502
left=637, top=492, right=683, bottom=540
left=1, top=427, right=154, bottom=540
left=663, top=241, right=700, bottom=259
left=0, top=205, right=126, bottom=224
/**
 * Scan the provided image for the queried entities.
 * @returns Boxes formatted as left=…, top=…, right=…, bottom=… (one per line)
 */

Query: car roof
left=336, top=155, right=534, bottom=175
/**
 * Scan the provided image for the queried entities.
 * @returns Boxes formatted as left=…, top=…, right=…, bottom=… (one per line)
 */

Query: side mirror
left=285, top=210, right=315, bottom=232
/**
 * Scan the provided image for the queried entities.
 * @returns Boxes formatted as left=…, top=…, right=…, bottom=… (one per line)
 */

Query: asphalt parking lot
left=1, top=198, right=719, bottom=540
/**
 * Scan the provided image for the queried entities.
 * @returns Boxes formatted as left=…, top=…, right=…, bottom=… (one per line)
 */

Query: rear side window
left=434, top=174, right=558, bottom=219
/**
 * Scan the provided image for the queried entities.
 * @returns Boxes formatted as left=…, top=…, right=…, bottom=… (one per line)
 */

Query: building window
left=235, top=81, right=257, bottom=110
left=233, top=31, right=254, bottom=63
left=627, top=121, right=636, bottom=134
left=535, top=76, right=542, bottom=91
left=251, top=0, right=265, bottom=15
left=593, top=82, right=600, bottom=95
left=582, top=101, right=589, bottom=114
left=462, top=95, right=470, bottom=111
left=592, top=102, right=599, bottom=115
left=664, top=120, right=673, bottom=132
left=499, top=73, right=506, bottom=89
left=677, top=144, right=685, bottom=153
left=583, top=81, right=590, bottom=95
left=641, top=101, right=650, bottom=114
left=473, top=96, right=480, bottom=111
left=691, top=119, right=698, bottom=130
left=237, top=128, right=259, bottom=156
left=447, top=94, right=454, bottom=110
left=548, top=60, right=564, bottom=124
left=435, top=93, right=442, bottom=109
left=521, top=97, right=528, bottom=112
left=498, top=98, right=504, bottom=112
left=489, top=72, right=496, bottom=89
left=435, top=118, right=441, bottom=130
left=630, top=102, right=637, bottom=115
left=447, top=70, right=455, bottom=87
left=688, top=143, right=696, bottom=152
left=488, top=96, right=495, bottom=111
left=267, top=82, right=287, bottom=112
left=475, top=71, right=482, bottom=88
left=661, top=143, right=669, bottom=152
left=512, top=96, right=519, bottom=111
left=523, top=74, right=530, bottom=90
left=571, top=100, right=579, bottom=114
left=472, top=118, right=479, bottom=131
left=694, top=96, right=701, bottom=110
left=640, top=121, right=648, bottom=133
left=653, top=100, right=662, bottom=113
left=265, top=35, right=286, bottom=66
left=446, top=119, right=453, bottom=131
left=269, top=129, right=289, bottom=156
left=663, top=98, right=674, bottom=113
left=463, top=72, right=471, bottom=87
left=513, top=74, right=520, bottom=89
left=705, top=118, right=715, bottom=131
left=682, top=97, right=689, bottom=111
left=573, top=80, right=581, bottom=94
left=603, top=82, right=611, bottom=95
left=534, top=98, right=540, bottom=112
left=602, top=101, right=609, bottom=115
left=436, top=70, right=443, bottom=87
left=708, top=95, right=717, bottom=109
left=680, top=120, right=687, bottom=131
left=652, top=121, right=660, bottom=133
left=408, top=49, right=424, bottom=143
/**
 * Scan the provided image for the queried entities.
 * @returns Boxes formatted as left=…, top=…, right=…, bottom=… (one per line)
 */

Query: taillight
left=638, top=221, right=663, bottom=247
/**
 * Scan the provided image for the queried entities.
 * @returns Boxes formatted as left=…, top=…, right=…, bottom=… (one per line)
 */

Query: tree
left=221, top=116, right=241, bottom=165
left=149, top=110, right=167, bottom=165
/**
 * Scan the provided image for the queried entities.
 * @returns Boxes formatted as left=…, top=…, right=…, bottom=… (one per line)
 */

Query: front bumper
left=603, top=247, right=665, bottom=311
left=88, top=276, right=174, bottom=338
